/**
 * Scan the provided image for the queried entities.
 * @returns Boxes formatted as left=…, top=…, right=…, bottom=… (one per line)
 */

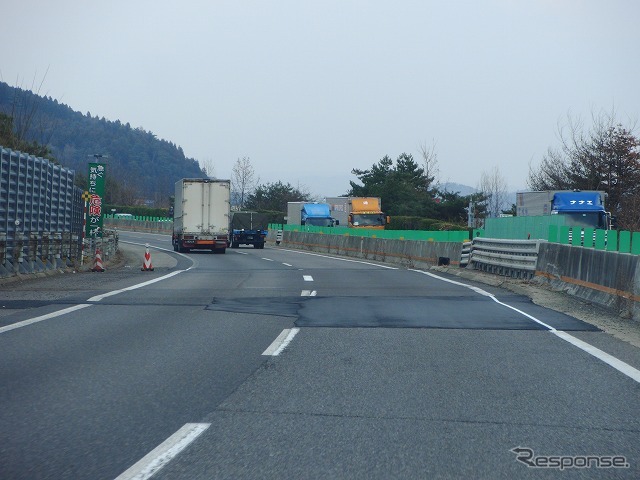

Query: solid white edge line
left=553, top=331, right=640, bottom=383
left=262, top=329, right=291, bottom=355
left=87, top=270, right=186, bottom=302
left=115, top=423, right=210, bottom=480
left=277, top=248, right=397, bottom=269
left=410, top=269, right=640, bottom=384
left=86, top=240, right=195, bottom=302
left=262, top=328, right=300, bottom=356
left=1, top=241, right=191, bottom=333
left=0, top=304, right=92, bottom=334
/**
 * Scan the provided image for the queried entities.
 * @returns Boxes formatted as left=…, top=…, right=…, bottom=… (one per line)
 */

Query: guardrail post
left=42, top=231, right=51, bottom=269
left=75, top=235, right=84, bottom=266
left=0, top=233, right=7, bottom=277
left=13, top=234, right=25, bottom=274
left=0, top=233, right=6, bottom=267
left=61, top=232, right=70, bottom=265
left=29, top=233, right=38, bottom=273
left=53, top=233, right=62, bottom=268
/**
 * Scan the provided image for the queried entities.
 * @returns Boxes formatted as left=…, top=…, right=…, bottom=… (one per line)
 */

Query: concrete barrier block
left=536, top=243, right=640, bottom=321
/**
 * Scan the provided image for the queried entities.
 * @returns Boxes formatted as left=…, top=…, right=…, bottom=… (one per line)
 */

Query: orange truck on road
left=325, top=197, right=389, bottom=229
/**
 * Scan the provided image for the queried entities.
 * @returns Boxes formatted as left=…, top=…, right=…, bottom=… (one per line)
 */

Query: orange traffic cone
left=92, top=248, right=105, bottom=272
left=141, top=244, right=154, bottom=271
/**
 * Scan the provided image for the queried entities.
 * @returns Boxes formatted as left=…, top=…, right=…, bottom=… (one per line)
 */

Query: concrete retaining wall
left=104, top=219, right=173, bottom=234
left=269, top=230, right=464, bottom=270
left=535, top=243, right=640, bottom=321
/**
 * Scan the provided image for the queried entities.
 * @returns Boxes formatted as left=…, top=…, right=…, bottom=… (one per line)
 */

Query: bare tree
left=479, top=166, right=508, bottom=218
left=1, top=69, right=58, bottom=159
left=199, top=157, right=216, bottom=178
left=527, top=109, right=640, bottom=227
left=231, top=156, right=259, bottom=210
left=418, top=140, right=440, bottom=188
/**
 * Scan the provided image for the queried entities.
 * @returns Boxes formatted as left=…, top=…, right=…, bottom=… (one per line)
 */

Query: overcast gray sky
left=2, top=0, right=639, bottom=198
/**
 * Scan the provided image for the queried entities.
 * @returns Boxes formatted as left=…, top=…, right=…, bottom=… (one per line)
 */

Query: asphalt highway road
left=0, top=231, right=638, bottom=479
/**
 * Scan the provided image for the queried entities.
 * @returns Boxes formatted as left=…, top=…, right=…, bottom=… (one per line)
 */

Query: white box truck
left=172, top=178, right=230, bottom=253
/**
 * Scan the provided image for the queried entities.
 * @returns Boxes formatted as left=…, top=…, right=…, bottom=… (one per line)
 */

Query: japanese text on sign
left=86, top=163, right=106, bottom=237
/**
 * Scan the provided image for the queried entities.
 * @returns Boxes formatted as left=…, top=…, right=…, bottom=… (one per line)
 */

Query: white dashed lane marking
left=262, top=328, right=300, bottom=356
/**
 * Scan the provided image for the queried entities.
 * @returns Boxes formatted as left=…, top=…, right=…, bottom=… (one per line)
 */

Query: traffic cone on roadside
left=141, top=244, right=154, bottom=271
left=92, top=248, right=105, bottom=272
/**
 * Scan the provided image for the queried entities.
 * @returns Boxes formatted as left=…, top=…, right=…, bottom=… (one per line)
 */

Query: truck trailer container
left=172, top=178, right=230, bottom=253
left=286, top=201, right=305, bottom=226
left=325, top=197, right=389, bottom=229
left=229, top=211, right=269, bottom=248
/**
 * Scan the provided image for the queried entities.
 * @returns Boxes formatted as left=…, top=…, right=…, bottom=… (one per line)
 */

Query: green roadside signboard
left=86, top=162, right=106, bottom=237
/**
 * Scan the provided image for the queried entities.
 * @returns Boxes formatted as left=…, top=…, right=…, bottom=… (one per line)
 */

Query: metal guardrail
left=469, top=237, right=544, bottom=279
left=460, top=241, right=472, bottom=267
left=0, top=230, right=119, bottom=279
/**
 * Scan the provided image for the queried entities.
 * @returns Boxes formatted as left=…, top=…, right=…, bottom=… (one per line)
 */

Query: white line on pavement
left=88, top=270, right=186, bottom=302
left=278, top=248, right=398, bottom=269
left=262, top=328, right=300, bottom=356
left=301, top=290, right=317, bottom=296
left=410, top=269, right=640, bottom=384
left=2, top=243, right=192, bottom=333
left=115, top=423, right=211, bottom=480
left=0, top=304, right=92, bottom=334
left=303, top=275, right=313, bottom=282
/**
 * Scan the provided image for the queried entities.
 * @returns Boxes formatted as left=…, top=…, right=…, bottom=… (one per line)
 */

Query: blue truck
left=287, top=202, right=339, bottom=227
left=229, top=211, right=269, bottom=249
left=516, top=190, right=614, bottom=229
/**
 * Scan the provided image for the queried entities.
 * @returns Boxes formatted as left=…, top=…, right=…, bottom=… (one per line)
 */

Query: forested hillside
left=0, top=81, right=205, bottom=205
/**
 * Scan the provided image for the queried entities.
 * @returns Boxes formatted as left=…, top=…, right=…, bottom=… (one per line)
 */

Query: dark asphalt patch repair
left=0, top=300, right=50, bottom=310
left=206, top=296, right=600, bottom=331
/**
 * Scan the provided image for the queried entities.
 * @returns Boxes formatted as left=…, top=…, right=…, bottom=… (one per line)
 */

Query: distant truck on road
left=229, top=211, right=269, bottom=249
left=172, top=178, right=230, bottom=253
left=516, top=190, right=614, bottom=230
left=325, top=197, right=389, bottom=229
left=286, top=202, right=339, bottom=227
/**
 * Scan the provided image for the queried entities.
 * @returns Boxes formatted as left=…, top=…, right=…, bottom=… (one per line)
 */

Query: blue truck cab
left=551, top=191, right=612, bottom=229
left=301, top=203, right=339, bottom=227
